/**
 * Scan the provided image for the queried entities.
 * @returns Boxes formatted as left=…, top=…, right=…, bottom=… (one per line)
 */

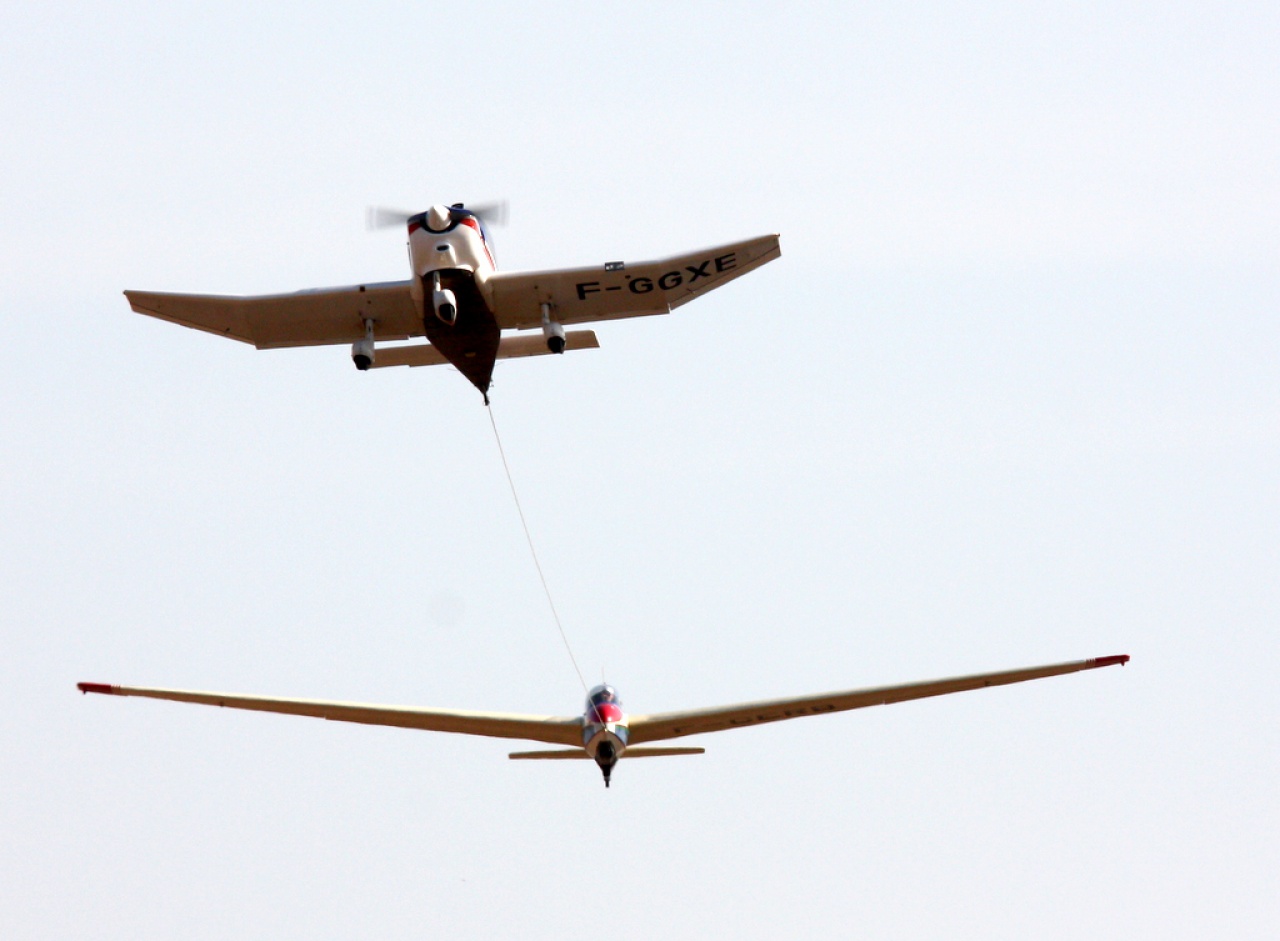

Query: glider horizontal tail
left=509, top=747, right=705, bottom=760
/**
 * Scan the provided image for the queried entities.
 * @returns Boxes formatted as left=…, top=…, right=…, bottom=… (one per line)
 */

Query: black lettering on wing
left=658, top=270, right=683, bottom=290
left=685, top=261, right=711, bottom=282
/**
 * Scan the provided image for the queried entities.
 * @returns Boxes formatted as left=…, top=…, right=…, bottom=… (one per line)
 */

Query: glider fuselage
left=581, top=684, right=628, bottom=786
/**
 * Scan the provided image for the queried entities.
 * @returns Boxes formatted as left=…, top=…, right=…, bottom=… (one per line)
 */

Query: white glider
left=79, top=654, right=1128, bottom=787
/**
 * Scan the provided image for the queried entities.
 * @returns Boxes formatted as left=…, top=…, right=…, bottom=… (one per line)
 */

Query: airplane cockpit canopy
left=585, top=684, right=623, bottom=723
left=587, top=684, right=619, bottom=704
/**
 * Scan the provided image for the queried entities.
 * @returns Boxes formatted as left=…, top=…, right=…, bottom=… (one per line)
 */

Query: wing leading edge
left=75, top=683, right=582, bottom=746
left=627, top=655, right=1129, bottom=745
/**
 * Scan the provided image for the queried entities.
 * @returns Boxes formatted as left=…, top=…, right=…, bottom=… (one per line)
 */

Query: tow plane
left=79, top=654, right=1128, bottom=787
left=125, top=203, right=782, bottom=402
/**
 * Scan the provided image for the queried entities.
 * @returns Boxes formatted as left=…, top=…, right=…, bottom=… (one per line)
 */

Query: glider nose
left=591, top=702, right=624, bottom=724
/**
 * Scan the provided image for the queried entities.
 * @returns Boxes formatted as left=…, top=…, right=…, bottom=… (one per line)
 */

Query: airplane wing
left=124, top=280, right=421, bottom=349
left=627, top=655, right=1129, bottom=745
left=485, top=234, right=781, bottom=330
left=76, top=682, right=583, bottom=746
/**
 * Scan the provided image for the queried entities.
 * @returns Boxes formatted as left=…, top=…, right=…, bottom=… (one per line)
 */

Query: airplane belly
left=420, top=269, right=500, bottom=396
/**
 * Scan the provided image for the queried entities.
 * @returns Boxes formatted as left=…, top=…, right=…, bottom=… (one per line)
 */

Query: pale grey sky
left=2, top=3, right=1277, bottom=939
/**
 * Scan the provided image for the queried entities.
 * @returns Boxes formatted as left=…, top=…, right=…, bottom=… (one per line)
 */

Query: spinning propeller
left=366, top=200, right=509, bottom=231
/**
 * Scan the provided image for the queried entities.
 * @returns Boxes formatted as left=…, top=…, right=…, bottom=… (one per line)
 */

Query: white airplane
left=125, top=203, right=782, bottom=402
left=78, top=654, right=1128, bottom=787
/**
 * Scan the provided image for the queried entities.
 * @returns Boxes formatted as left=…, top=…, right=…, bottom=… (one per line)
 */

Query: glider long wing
left=76, top=683, right=583, bottom=746
left=486, top=234, right=781, bottom=330
left=124, top=280, right=420, bottom=349
left=627, top=655, right=1129, bottom=745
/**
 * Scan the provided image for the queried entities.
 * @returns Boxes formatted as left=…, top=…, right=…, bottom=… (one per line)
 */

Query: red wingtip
left=1091, top=655, right=1130, bottom=667
left=77, top=682, right=116, bottom=695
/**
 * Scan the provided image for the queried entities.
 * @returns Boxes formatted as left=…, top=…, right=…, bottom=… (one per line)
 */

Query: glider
left=79, top=654, right=1128, bottom=787
left=125, top=203, right=781, bottom=402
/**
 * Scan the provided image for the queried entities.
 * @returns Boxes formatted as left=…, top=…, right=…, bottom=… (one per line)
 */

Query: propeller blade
left=367, top=200, right=510, bottom=231
left=462, top=199, right=509, bottom=227
left=365, top=206, right=416, bottom=231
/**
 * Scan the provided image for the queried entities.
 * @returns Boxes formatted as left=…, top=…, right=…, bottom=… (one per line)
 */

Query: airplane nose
left=427, top=204, right=453, bottom=230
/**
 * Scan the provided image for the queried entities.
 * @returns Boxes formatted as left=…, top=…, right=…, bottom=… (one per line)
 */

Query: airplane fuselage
left=404, top=205, right=505, bottom=396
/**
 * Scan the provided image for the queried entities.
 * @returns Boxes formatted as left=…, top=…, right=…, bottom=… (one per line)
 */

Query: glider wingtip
left=77, top=682, right=116, bottom=695
left=1091, top=654, right=1130, bottom=668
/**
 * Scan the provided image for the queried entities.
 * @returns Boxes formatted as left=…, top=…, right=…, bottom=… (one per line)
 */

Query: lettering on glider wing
left=574, top=252, right=738, bottom=301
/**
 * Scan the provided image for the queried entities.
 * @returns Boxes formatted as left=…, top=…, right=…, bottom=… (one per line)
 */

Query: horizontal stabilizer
left=368, top=344, right=450, bottom=368
left=495, top=329, right=600, bottom=360
left=509, top=746, right=705, bottom=760
left=370, top=330, right=599, bottom=369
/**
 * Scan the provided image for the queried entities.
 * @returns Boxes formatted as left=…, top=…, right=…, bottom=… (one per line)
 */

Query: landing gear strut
left=351, top=319, right=375, bottom=370
left=541, top=302, right=566, bottom=354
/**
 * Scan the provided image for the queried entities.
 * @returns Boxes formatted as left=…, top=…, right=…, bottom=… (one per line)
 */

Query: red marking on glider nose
left=77, top=682, right=116, bottom=695
left=593, top=703, right=623, bottom=723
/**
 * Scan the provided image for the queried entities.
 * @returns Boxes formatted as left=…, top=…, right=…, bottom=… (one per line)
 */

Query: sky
left=1, top=2, right=1277, bottom=938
